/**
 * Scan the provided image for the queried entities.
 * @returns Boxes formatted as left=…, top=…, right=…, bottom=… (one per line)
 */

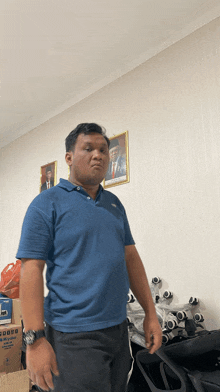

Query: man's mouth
left=92, top=164, right=102, bottom=168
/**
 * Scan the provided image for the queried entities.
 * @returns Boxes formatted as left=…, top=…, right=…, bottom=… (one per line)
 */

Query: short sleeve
left=16, top=203, right=53, bottom=261
left=123, top=208, right=135, bottom=246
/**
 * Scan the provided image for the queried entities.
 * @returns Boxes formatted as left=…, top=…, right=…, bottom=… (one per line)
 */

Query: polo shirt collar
left=57, top=178, right=104, bottom=195
left=57, top=178, right=78, bottom=192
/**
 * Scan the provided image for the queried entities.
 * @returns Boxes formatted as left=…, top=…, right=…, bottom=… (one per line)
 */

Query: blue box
left=0, top=295, right=12, bottom=325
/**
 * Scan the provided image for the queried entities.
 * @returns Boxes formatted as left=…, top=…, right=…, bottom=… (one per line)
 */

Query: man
left=17, top=123, right=162, bottom=392
left=41, top=166, right=54, bottom=192
left=105, top=138, right=126, bottom=180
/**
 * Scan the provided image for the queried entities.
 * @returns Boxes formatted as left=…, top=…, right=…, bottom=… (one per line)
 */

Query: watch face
left=25, top=330, right=36, bottom=345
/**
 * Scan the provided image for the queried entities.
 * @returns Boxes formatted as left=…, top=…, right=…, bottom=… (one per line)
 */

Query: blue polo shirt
left=16, top=179, right=135, bottom=332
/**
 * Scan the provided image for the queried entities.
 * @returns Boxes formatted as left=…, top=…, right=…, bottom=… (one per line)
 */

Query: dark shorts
left=40, top=320, right=132, bottom=392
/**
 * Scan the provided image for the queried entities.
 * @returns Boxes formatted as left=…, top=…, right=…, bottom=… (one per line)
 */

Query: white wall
left=1, top=17, right=220, bottom=329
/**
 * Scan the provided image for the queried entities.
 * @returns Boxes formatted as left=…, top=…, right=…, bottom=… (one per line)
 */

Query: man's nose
left=93, top=150, right=102, bottom=159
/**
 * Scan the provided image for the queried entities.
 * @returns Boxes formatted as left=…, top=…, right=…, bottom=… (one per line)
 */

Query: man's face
left=46, top=171, right=52, bottom=181
left=109, top=145, right=120, bottom=162
left=66, top=133, right=109, bottom=186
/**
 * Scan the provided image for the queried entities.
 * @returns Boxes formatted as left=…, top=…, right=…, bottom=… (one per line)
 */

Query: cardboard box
left=0, top=323, right=22, bottom=373
left=0, top=369, right=30, bottom=392
left=0, top=296, right=12, bottom=325
left=11, top=298, right=22, bottom=325
left=0, top=299, right=31, bottom=391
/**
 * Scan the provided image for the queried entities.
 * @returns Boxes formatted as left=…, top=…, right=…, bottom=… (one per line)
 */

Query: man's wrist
left=24, top=328, right=46, bottom=346
left=26, top=336, right=47, bottom=350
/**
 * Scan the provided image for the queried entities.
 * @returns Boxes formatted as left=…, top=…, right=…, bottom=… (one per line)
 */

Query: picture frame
left=40, top=161, right=57, bottom=193
left=103, top=131, right=130, bottom=189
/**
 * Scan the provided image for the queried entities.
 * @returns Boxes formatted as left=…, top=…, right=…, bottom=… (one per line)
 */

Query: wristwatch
left=23, top=329, right=45, bottom=346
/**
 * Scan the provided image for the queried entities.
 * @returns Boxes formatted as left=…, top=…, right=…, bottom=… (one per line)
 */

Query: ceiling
left=1, top=0, right=220, bottom=149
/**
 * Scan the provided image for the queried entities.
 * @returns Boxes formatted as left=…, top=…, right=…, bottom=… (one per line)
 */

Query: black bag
left=187, top=369, right=220, bottom=392
left=136, top=330, right=220, bottom=392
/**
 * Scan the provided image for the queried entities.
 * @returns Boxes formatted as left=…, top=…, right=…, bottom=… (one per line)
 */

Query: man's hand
left=143, top=315, right=162, bottom=354
left=26, top=338, right=59, bottom=391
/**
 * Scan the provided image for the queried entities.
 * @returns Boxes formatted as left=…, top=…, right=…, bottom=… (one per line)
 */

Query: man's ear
left=65, top=151, right=73, bottom=166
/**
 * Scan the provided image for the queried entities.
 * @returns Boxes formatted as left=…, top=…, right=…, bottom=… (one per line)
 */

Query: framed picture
left=40, top=161, right=57, bottom=193
left=103, top=131, right=130, bottom=189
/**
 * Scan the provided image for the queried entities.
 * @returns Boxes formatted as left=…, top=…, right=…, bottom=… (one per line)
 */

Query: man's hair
left=65, top=123, right=110, bottom=152
left=46, top=166, right=52, bottom=173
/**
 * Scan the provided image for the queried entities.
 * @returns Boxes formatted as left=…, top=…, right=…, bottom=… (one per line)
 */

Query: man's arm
left=125, top=245, right=162, bottom=354
left=20, top=259, right=59, bottom=391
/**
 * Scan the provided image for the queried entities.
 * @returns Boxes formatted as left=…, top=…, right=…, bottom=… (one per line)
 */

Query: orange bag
left=0, top=260, right=21, bottom=299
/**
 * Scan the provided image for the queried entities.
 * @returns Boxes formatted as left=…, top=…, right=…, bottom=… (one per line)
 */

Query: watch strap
left=35, top=329, right=46, bottom=340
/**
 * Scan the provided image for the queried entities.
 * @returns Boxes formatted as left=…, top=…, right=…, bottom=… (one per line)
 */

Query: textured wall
left=1, top=17, right=220, bottom=329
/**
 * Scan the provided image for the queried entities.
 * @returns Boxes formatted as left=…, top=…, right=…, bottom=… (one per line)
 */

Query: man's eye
left=86, top=148, right=92, bottom=152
